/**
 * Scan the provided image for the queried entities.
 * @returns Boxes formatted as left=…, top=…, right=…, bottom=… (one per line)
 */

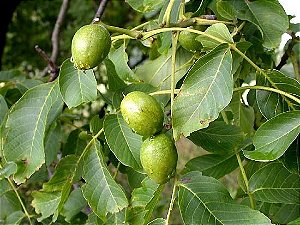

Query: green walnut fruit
left=71, top=24, right=111, bottom=70
left=120, top=91, right=164, bottom=137
left=178, top=30, right=202, bottom=52
left=140, top=133, right=178, bottom=184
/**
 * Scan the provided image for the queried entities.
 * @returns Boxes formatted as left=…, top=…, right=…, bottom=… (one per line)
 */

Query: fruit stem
left=149, top=89, right=180, bottom=96
left=170, top=17, right=234, bottom=28
left=165, top=177, right=178, bottom=225
left=99, top=23, right=142, bottom=39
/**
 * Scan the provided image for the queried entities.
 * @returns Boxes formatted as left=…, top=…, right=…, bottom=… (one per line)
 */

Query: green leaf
left=105, top=59, right=127, bottom=91
left=32, top=155, right=78, bottom=221
left=249, top=162, right=300, bottom=204
left=44, top=122, right=62, bottom=166
left=130, top=177, right=163, bottom=223
left=173, top=44, right=233, bottom=139
left=188, top=121, right=245, bottom=154
left=90, top=115, right=104, bottom=135
left=272, top=204, right=300, bottom=224
left=2, top=82, right=63, bottom=184
left=16, top=79, right=44, bottom=94
left=147, top=218, right=166, bottom=225
left=0, top=95, right=8, bottom=125
left=135, top=48, right=192, bottom=105
left=0, top=70, right=24, bottom=82
left=0, top=179, right=11, bottom=196
left=81, top=140, right=128, bottom=218
left=126, top=207, right=146, bottom=225
left=255, top=70, right=300, bottom=119
left=288, top=217, right=300, bottom=225
left=108, top=44, right=140, bottom=82
left=196, top=23, right=233, bottom=49
left=3, top=211, right=24, bottom=225
left=0, top=191, right=22, bottom=224
left=244, top=111, right=300, bottom=161
left=230, top=0, right=289, bottom=48
left=126, top=0, right=164, bottom=13
left=178, top=171, right=271, bottom=225
left=131, top=177, right=159, bottom=208
left=42, top=155, right=78, bottom=192
left=32, top=191, right=61, bottom=222
left=184, top=153, right=239, bottom=179
left=228, top=92, right=255, bottom=135
left=61, top=188, right=87, bottom=222
left=104, top=114, right=143, bottom=172
left=58, top=59, right=97, bottom=108
left=63, top=129, right=88, bottom=156
left=216, top=1, right=237, bottom=21
left=0, top=162, right=17, bottom=179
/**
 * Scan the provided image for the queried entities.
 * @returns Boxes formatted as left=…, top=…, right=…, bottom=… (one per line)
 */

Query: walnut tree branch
left=51, top=0, right=70, bottom=64
left=92, top=0, right=109, bottom=23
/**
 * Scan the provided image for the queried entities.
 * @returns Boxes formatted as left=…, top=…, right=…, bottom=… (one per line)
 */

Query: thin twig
left=51, top=0, right=70, bottom=64
left=35, top=45, right=59, bottom=79
left=92, top=0, right=109, bottom=23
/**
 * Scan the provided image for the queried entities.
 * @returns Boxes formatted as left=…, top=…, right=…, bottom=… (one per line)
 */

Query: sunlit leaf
left=81, top=140, right=128, bottom=218
left=178, top=171, right=271, bottom=225
left=249, top=162, right=300, bottom=204
left=173, top=44, right=232, bottom=139
left=244, top=111, right=300, bottom=161
left=104, top=114, right=143, bottom=172
left=59, top=59, right=97, bottom=108
left=2, top=82, right=63, bottom=184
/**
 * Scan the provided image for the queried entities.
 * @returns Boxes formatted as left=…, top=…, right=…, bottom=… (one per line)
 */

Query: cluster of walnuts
left=71, top=24, right=178, bottom=184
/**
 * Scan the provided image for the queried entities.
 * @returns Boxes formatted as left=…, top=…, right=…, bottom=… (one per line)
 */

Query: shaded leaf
left=184, top=153, right=239, bottom=179
left=196, top=23, right=233, bottom=49
left=288, top=217, right=300, bottom=225
left=126, top=0, right=164, bottom=13
left=2, top=82, right=63, bottom=184
left=59, top=59, right=97, bottom=108
left=44, top=122, right=62, bottom=166
left=228, top=92, right=255, bottom=135
left=147, top=218, right=166, bottom=225
left=135, top=48, right=192, bottom=105
left=0, top=95, right=8, bottom=125
left=216, top=1, right=237, bottom=21
left=173, top=44, right=233, bottom=139
left=178, top=171, right=271, bottom=225
left=108, top=45, right=140, bottom=82
left=249, top=162, right=300, bottom=204
left=90, top=115, right=104, bottom=135
left=230, top=0, right=289, bottom=48
left=0, top=162, right=17, bottom=179
left=244, top=111, right=300, bottom=161
left=105, top=59, right=127, bottom=91
left=81, top=140, right=128, bottom=218
left=62, top=188, right=87, bottom=222
left=104, top=114, right=143, bottom=171
left=63, top=129, right=88, bottom=156
left=3, top=210, right=24, bottom=225
left=188, top=121, right=245, bottom=154
left=16, top=79, right=44, bottom=94
left=272, top=204, right=300, bottom=224
left=0, top=191, right=22, bottom=224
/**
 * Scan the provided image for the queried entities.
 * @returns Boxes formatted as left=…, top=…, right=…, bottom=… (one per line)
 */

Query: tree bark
left=0, top=0, right=22, bottom=70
